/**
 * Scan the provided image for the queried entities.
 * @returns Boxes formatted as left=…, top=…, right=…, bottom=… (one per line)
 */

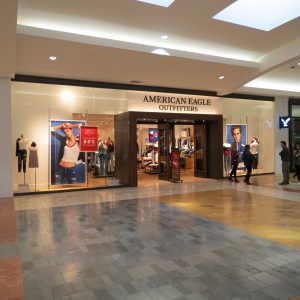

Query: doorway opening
left=114, top=111, right=222, bottom=187
left=136, top=119, right=207, bottom=185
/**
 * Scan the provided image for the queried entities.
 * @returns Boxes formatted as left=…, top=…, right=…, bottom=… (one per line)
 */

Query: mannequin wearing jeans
left=98, top=141, right=108, bottom=176
left=16, top=134, right=28, bottom=173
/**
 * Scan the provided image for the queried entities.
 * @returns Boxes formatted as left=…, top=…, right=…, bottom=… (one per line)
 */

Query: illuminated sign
left=279, top=116, right=291, bottom=129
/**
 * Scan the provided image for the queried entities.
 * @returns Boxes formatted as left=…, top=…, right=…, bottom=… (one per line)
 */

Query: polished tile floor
left=2, top=174, right=300, bottom=300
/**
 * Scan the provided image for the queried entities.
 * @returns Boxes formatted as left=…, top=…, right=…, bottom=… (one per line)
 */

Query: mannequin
left=106, top=137, right=115, bottom=175
left=16, top=134, right=28, bottom=173
left=98, top=140, right=108, bottom=176
left=29, top=141, right=39, bottom=168
left=250, top=137, right=259, bottom=169
left=29, top=141, right=39, bottom=191
left=223, top=142, right=232, bottom=173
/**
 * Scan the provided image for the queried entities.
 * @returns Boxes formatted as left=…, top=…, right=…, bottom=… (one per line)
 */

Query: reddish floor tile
left=0, top=257, right=24, bottom=300
left=0, top=198, right=18, bottom=245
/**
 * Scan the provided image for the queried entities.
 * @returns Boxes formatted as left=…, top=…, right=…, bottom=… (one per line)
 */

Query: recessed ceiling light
left=219, top=75, right=225, bottom=80
left=137, top=0, right=176, bottom=7
left=161, top=34, right=169, bottom=40
left=49, top=56, right=57, bottom=61
left=152, top=49, right=170, bottom=56
left=213, top=0, right=300, bottom=31
left=298, top=62, right=300, bottom=65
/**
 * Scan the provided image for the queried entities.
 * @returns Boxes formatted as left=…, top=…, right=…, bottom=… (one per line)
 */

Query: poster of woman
left=50, top=120, right=86, bottom=185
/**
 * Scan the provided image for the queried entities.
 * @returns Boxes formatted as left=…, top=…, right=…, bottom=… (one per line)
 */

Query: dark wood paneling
left=114, top=112, right=137, bottom=187
left=206, top=116, right=223, bottom=179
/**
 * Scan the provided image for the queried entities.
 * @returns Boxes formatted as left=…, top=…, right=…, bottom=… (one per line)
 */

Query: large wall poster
left=226, top=124, right=247, bottom=151
left=50, top=120, right=87, bottom=185
left=226, top=124, right=247, bottom=167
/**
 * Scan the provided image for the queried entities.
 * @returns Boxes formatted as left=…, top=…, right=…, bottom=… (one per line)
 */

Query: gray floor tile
left=16, top=199, right=300, bottom=300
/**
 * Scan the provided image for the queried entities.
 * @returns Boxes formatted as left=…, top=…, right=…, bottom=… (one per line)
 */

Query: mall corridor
left=1, top=175, right=300, bottom=300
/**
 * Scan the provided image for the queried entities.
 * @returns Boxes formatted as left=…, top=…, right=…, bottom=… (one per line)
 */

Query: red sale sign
left=80, top=126, right=98, bottom=152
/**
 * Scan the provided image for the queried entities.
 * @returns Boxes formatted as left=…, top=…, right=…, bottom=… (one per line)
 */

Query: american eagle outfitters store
left=11, top=79, right=275, bottom=194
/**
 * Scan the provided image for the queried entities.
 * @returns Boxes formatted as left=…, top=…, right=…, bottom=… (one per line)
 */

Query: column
left=0, top=78, right=13, bottom=197
left=274, top=97, right=289, bottom=174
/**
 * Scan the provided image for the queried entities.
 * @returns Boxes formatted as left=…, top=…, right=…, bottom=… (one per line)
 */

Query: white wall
left=0, top=78, right=13, bottom=198
left=274, top=97, right=289, bottom=174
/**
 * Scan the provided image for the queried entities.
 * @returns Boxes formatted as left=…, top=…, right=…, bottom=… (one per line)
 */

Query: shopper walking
left=229, top=143, right=239, bottom=182
left=242, top=144, right=254, bottom=185
left=279, top=140, right=290, bottom=185
left=293, top=143, right=300, bottom=182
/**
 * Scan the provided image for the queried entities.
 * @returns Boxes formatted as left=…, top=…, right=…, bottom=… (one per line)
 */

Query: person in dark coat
left=279, top=140, right=290, bottom=185
left=229, top=143, right=239, bottom=182
left=242, top=144, right=254, bottom=185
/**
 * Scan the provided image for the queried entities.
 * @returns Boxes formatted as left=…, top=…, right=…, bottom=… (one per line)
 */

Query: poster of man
left=50, top=120, right=86, bottom=185
left=226, top=125, right=247, bottom=170
left=226, top=124, right=247, bottom=153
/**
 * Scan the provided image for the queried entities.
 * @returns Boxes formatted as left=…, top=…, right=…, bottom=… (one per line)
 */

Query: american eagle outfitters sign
left=127, top=91, right=221, bottom=114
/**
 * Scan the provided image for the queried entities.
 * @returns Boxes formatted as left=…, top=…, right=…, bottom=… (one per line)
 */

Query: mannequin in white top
left=250, top=137, right=259, bottom=169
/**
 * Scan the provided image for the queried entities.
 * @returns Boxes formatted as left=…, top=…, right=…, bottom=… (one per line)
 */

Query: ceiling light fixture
left=49, top=55, right=57, bottom=61
left=298, top=62, right=300, bottom=65
left=152, top=49, right=170, bottom=56
left=161, top=34, right=169, bottom=39
left=218, top=75, right=225, bottom=80
left=137, top=0, right=176, bottom=7
left=213, top=0, right=300, bottom=31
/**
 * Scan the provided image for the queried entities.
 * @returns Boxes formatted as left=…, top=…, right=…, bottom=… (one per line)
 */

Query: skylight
left=137, top=0, right=176, bottom=8
left=213, top=0, right=300, bottom=31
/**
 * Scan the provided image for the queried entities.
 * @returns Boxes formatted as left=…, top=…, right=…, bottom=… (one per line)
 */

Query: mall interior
left=1, top=1, right=300, bottom=299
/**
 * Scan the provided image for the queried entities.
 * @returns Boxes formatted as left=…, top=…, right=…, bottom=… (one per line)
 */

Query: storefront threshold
left=222, top=172, right=275, bottom=179
left=13, top=184, right=127, bottom=197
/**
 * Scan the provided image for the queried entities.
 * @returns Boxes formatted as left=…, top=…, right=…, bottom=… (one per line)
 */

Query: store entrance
left=137, top=120, right=207, bottom=184
left=115, top=111, right=222, bottom=187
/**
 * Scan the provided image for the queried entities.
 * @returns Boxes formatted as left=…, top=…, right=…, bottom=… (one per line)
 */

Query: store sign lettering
left=143, top=95, right=211, bottom=112
left=127, top=91, right=220, bottom=114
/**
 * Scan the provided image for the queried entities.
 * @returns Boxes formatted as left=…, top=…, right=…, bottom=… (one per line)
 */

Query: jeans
left=18, top=150, right=27, bottom=173
left=244, top=165, right=252, bottom=183
left=282, top=161, right=290, bottom=184
left=230, top=165, right=238, bottom=178
left=252, top=154, right=258, bottom=169
left=224, top=155, right=231, bottom=173
left=55, top=165, right=77, bottom=184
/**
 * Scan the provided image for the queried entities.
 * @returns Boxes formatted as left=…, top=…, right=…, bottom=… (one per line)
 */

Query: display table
left=145, top=163, right=159, bottom=174
left=141, top=157, right=152, bottom=168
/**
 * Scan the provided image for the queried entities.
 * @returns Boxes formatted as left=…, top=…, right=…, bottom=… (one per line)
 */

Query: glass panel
left=12, top=81, right=127, bottom=193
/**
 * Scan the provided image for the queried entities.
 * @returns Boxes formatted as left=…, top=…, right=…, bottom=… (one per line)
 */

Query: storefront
left=11, top=79, right=275, bottom=194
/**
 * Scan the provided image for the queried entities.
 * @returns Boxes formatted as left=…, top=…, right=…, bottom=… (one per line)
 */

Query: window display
left=12, top=82, right=125, bottom=193
left=50, top=120, right=87, bottom=185
left=222, top=98, right=274, bottom=177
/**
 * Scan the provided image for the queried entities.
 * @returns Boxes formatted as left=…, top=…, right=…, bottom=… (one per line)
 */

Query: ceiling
left=14, top=0, right=300, bottom=97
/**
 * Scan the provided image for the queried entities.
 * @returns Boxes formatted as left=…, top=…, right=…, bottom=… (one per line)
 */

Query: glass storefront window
left=12, top=81, right=276, bottom=193
left=12, top=82, right=127, bottom=193
left=222, top=99, right=275, bottom=176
